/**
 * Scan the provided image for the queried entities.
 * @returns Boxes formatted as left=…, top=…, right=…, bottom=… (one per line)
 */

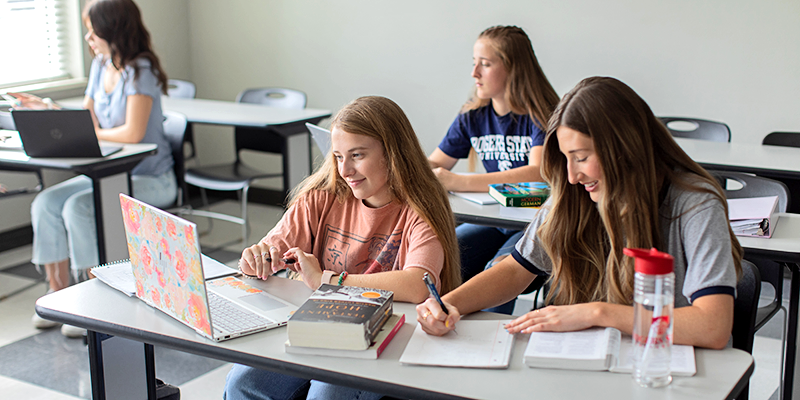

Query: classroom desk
left=35, top=276, right=754, bottom=400
left=449, top=194, right=532, bottom=230
left=61, top=96, right=332, bottom=194
left=0, top=143, right=157, bottom=264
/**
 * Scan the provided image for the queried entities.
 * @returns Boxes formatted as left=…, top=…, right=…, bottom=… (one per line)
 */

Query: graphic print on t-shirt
left=469, top=134, right=532, bottom=171
left=322, top=225, right=401, bottom=274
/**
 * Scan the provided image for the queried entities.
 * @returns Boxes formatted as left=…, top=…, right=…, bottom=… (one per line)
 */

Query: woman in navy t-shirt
left=428, top=25, right=559, bottom=313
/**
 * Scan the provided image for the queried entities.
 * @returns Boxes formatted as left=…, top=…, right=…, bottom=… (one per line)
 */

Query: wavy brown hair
left=539, top=76, right=743, bottom=306
left=289, top=96, right=462, bottom=294
left=83, top=0, right=168, bottom=94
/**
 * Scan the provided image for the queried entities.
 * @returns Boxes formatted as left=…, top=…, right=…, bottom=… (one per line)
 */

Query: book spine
left=506, top=196, right=547, bottom=207
left=375, top=314, right=405, bottom=357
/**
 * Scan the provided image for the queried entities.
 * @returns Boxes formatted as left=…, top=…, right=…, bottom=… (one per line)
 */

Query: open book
left=399, top=319, right=515, bottom=369
left=523, top=327, right=695, bottom=376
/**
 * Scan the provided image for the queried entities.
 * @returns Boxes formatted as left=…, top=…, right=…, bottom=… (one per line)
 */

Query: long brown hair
left=289, top=96, right=462, bottom=294
left=539, top=76, right=743, bottom=306
left=83, top=0, right=168, bottom=94
left=463, top=25, right=559, bottom=130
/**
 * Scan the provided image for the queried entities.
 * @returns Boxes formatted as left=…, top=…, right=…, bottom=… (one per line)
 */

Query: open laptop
left=11, top=109, right=122, bottom=157
left=306, top=122, right=331, bottom=155
left=119, top=193, right=298, bottom=342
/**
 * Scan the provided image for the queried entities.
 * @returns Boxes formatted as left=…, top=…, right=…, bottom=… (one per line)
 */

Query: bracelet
left=337, top=271, right=348, bottom=286
left=320, top=270, right=335, bottom=288
left=238, top=264, right=258, bottom=279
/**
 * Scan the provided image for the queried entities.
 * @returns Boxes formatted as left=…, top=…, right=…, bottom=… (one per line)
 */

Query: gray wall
left=2, top=0, right=799, bottom=232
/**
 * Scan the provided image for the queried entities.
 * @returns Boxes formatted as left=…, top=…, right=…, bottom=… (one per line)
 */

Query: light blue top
left=85, top=55, right=173, bottom=176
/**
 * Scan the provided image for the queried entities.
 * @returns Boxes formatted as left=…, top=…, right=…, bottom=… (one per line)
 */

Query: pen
left=423, top=272, right=456, bottom=331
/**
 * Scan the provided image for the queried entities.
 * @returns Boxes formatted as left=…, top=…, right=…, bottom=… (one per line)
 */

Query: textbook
left=488, top=182, right=550, bottom=207
left=523, top=327, right=695, bottom=376
left=287, top=284, right=393, bottom=350
left=399, top=319, right=515, bottom=369
left=450, top=191, right=499, bottom=205
left=727, top=196, right=780, bottom=238
left=91, top=255, right=238, bottom=296
left=285, top=313, right=405, bottom=359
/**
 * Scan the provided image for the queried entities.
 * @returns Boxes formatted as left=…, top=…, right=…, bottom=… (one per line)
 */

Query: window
left=0, top=0, right=84, bottom=89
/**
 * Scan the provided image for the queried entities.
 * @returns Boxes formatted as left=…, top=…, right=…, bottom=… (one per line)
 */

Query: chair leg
left=199, top=187, right=214, bottom=231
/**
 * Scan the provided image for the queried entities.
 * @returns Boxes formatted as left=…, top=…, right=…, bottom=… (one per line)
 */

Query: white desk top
left=0, top=142, right=157, bottom=169
left=36, top=277, right=753, bottom=400
left=450, top=194, right=536, bottom=230
left=675, top=138, right=800, bottom=176
left=60, top=96, right=332, bottom=128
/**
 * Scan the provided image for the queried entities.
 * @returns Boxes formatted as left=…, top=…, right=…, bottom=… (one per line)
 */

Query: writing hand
left=416, top=297, right=460, bottom=336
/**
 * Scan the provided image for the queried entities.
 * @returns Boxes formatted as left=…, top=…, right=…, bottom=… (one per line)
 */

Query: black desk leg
left=784, top=265, right=800, bottom=400
left=88, top=331, right=157, bottom=400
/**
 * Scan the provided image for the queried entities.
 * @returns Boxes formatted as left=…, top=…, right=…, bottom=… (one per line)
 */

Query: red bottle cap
left=623, top=247, right=674, bottom=275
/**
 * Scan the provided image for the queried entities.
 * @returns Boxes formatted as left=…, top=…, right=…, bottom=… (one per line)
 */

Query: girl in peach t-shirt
left=226, top=96, right=461, bottom=400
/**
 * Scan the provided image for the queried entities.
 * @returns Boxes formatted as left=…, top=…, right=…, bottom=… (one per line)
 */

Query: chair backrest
left=166, top=79, right=197, bottom=99
left=710, top=170, right=790, bottom=213
left=763, top=131, right=800, bottom=148
left=658, top=117, right=731, bottom=142
left=162, top=110, right=189, bottom=206
left=732, top=259, right=761, bottom=354
left=236, top=87, right=307, bottom=110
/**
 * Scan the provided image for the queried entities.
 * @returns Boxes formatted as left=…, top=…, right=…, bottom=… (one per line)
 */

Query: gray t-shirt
left=512, top=179, right=737, bottom=308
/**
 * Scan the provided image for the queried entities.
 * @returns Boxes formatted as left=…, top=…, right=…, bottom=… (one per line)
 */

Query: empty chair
left=659, top=117, right=731, bottom=142
left=732, top=259, right=761, bottom=400
left=166, top=79, right=196, bottom=99
left=182, top=87, right=307, bottom=244
left=763, top=131, right=800, bottom=148
left=161, top=110, right=189, bottom=208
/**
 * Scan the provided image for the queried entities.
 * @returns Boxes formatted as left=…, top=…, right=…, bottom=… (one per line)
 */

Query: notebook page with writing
left=399, top=320, right=514, bottom=369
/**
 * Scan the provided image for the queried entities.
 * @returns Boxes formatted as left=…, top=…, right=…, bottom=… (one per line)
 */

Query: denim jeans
left=30, top=171, right=177, bottom=271
left=223, top=364, right=384, bottom=400
left=456, top=223, right=523, bottom=314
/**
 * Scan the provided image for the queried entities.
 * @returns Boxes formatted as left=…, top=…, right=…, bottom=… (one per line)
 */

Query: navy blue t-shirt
left=438, top=104, right=545, bottom=172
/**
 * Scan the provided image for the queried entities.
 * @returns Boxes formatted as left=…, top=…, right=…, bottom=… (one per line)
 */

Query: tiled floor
left=0, top=200, right=787, bottom=399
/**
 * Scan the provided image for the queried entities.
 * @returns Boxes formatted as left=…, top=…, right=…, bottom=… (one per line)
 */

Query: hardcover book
left=488, top=182, right=550, bottom=207
left=285, top=313, right=405, bottom=359
left=287, top=284, right=394, bottom=350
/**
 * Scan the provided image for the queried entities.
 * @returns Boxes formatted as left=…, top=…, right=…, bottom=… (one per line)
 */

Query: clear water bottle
left=624, top=247, right=675, bottom=388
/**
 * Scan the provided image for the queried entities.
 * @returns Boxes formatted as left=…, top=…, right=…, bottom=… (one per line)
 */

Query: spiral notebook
left=399, top=319, right=515, bottom=369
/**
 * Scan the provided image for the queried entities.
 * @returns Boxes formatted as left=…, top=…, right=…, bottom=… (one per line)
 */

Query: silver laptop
left=11, top=109, right=122, bottom=157
left=306, top=122, right=331, bottom=155
left=119, top=193, right=298, bottom=342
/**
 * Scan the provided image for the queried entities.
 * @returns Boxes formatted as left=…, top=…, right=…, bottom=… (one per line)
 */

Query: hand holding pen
left=417, top=272, right=460, bottom=336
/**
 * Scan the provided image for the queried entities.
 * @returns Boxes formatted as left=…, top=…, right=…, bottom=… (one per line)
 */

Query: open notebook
left=399, top=319, right=515, bottom=368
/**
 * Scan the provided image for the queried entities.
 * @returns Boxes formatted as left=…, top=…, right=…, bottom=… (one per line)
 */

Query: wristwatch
left=320, top=270, right=336, bottom=288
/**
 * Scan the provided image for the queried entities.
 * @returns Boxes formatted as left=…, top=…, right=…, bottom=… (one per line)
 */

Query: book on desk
left=488, top=182, right=550, bottom=207
left=285, top=313, right=405, bottom=359
left=728, top=196, right=779, bottom=238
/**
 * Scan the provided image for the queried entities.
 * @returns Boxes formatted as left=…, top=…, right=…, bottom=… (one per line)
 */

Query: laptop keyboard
left=208, top=291, right=271, bottom=334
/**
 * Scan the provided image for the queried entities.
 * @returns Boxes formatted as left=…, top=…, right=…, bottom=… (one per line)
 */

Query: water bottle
left=624, top=247, right=675, bottom=388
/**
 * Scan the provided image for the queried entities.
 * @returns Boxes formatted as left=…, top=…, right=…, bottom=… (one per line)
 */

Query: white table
left=0, top=143, right=157, bottom=263
left=61, top=96, right=332, bottom=193
left=449, top=194, right=533, bottom=231
left=674, top=138, right=800, bottom=180
left=36, top=277, right=754, bottom=400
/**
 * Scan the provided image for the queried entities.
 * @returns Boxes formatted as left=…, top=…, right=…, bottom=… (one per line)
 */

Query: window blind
left=0, top=0, right=77, bottom=88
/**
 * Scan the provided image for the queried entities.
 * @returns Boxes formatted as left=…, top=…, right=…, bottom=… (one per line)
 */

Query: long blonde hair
left=539, top=77, right=743, bottom=306
left=289, top=96, right=462, bottom=293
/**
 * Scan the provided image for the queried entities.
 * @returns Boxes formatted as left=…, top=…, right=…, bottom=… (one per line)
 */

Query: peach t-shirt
left=263, top=190, right=445, bottom=288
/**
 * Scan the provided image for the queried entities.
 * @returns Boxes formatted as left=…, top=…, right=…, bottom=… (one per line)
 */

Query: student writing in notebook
left=13, top=0, right=177, bottom=338
left=418, top=77, right=743, bottom=350
left=427, top=26, right=559, bottom=313
left=225, top=96, right=461, bottom=400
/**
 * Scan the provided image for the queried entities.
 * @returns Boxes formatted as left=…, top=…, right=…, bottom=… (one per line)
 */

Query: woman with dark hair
left=418, top=77, right=743, bottom=350
left=13, top=0, right=176, bottom=337
left=225, top=96, right=461, bottom=400
left=428, top=26, right=559, bottom=313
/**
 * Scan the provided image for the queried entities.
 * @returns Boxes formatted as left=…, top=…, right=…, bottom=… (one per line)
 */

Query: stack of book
left=488, top=182, right=550, bottom=207
left=285, top=284, right=403, bottom=359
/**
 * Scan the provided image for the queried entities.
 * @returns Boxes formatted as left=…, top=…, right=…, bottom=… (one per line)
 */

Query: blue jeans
left=223, top=364, right=384, bottom=400
left=30, top=171, right=177, bottom=271
left=456, top=223, right=523, bottom=315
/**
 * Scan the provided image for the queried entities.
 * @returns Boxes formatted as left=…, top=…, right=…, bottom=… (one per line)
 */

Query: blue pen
left=423, top=272, right=456, bottom=332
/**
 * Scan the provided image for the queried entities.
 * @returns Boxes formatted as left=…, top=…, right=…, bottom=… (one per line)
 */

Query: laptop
left=119, top=193, right=298, bottom=342
left=306, top=122, right=331, bottom=155
left=10, top=109, right=122, bottom=157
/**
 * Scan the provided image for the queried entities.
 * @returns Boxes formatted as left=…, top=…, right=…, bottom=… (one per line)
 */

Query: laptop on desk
left=119, top=193, right=298, bottom=342
left=11, top=109, right=122, bottom=157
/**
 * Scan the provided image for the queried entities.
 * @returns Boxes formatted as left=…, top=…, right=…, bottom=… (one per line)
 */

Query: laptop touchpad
left=238, top=293, right=287, bottom=312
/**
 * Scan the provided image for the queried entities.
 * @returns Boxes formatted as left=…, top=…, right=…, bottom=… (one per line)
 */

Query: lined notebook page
left=399, top=320, right=514, bottom=369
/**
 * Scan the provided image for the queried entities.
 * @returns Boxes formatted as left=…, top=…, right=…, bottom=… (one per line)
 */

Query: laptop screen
left=120, top=193, right=214, bottom=338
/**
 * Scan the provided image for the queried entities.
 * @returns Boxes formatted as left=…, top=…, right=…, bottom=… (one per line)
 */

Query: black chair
left=183, top=87, right=307, bottom=244
left=733, top=259, right=761, bottom=400
left=659, top=117, right=731, bottom=142
left=763, top=131, right=800, bottom=148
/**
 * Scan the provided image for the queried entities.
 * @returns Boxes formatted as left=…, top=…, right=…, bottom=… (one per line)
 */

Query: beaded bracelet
left=337, top=271, right=348, bottom=286
left=238, top=264, right=259, bottom=279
